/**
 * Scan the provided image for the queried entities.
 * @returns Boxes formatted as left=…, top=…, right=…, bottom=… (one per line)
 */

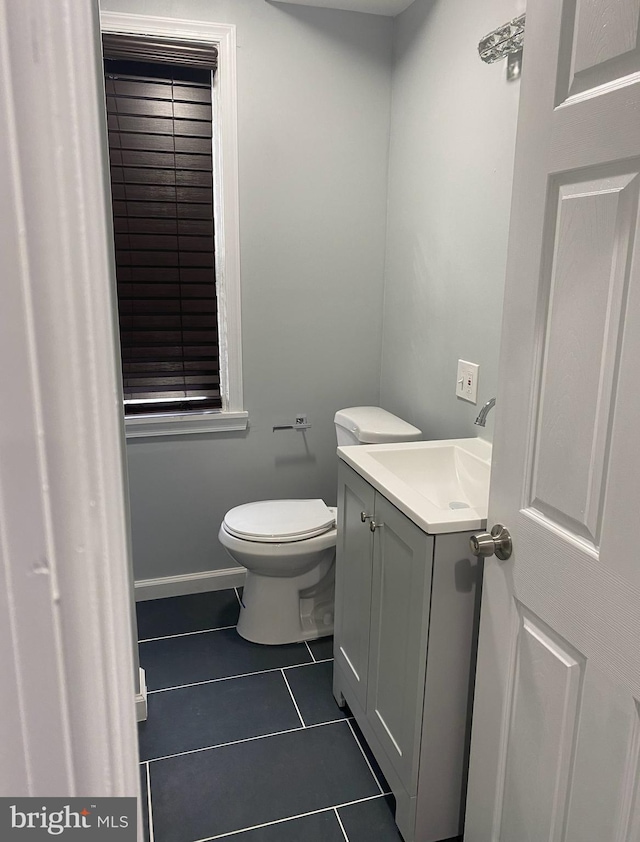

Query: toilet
left=218, top=407, right=422, bottom=645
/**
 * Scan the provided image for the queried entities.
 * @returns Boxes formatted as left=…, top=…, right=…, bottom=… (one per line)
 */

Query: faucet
left=474, top=397, right=496, bottom=427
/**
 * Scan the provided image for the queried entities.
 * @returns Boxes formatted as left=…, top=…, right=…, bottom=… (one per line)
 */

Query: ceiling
left=271, top=0, right=416, bottom=17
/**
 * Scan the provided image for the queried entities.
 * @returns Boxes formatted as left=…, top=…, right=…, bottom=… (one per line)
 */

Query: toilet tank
left=334, top=406, right=422, bottom=447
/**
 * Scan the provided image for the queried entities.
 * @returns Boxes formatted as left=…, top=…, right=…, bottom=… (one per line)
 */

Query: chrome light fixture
left=478, top=13, right=525, bottom=65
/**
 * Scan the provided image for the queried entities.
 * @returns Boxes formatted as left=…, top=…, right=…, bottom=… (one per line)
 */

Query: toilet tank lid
left=334, top=406, right=422, bottom=444
left=223, top=499, right=335, bottom=542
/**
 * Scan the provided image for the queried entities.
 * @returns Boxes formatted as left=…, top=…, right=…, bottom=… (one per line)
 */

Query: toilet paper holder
left=273, top=415, right=311, bottom=432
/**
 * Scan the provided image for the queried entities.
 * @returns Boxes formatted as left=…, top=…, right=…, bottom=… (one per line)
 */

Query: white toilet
left=218, top=407, right=422, bottom=645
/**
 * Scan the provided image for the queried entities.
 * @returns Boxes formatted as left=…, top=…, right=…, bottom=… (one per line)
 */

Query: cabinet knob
left=360, top=511, right=371, bottom=523
left=370, top=520, right=383, bottom=532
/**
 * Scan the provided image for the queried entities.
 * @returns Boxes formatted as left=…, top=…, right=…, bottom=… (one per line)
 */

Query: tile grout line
left=334, top=807, right=350, bottom=842
left=147, top=657, right=322, bottom=695
left=144, top=717, right=354, bottom=764
left=304, top=640, right=316, bottom=663
left=346, top=720, right=384, bottom=795
left=145, top=761, right=155, bottom=842
left=281, top=669, right=306, bottom=728
left=145, top=725, right=302, bottom=764
left=147, top=664, right=290, bottom=694
left=190, top=793, right=387, bottom=842
left=138, top=625, right=237, bottom=644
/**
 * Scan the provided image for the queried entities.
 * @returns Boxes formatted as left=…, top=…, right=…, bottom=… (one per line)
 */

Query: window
left=104, top=38, right=221, bottom=416
left=100, top=20, right=245, bottom=437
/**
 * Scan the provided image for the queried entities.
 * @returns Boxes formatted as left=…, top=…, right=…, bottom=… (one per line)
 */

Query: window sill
left=125, top=410, right=248, bottom=440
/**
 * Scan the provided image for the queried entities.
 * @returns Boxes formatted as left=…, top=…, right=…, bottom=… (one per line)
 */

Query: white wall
left=380, top=0, right=522, bottom=441
left=99, top=0, right=393, bottom=581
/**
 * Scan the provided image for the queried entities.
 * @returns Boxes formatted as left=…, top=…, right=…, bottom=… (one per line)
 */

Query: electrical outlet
left=456, top=360, right=479, bottom=404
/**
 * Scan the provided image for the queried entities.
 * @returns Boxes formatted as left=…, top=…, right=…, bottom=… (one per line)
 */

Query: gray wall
left=102, top=0, right=523, bottom=584
left=100, top=0, right=393, bottom=580
left=379, top=0, right=521, bottom=442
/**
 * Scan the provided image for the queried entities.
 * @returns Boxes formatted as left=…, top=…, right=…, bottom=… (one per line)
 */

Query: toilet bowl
left=218, top=407, right=422, bottom=646
left=218, top=499, right=337, bottom=645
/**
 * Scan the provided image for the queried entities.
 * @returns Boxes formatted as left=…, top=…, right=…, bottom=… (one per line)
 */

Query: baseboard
left=134, top=567, right=247, bottom=601
left=135, top=668, right=147, bottom=722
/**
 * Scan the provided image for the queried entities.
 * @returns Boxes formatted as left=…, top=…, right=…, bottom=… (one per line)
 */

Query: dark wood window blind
left=103, top=34, right=218, bottom=68
left=104, top=51, right=221, bottom=416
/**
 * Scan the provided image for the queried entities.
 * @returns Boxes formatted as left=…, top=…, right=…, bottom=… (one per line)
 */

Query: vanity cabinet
left=333, top=467, right=375, bottom=713
left=333, top=461, right=481, bottom=842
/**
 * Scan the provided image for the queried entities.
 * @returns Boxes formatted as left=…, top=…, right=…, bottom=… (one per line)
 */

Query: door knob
left=470, top=524, right=512, bottom=560
left=360, top=511, right=371, bottom=523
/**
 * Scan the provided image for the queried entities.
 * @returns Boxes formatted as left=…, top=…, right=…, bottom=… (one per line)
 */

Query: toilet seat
left=223, top=499, right=335, bottom=543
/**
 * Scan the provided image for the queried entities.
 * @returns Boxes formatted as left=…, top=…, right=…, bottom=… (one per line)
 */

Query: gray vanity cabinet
left=367, top=492, right=434, bottom=791
left=333, top=460, right=481, bottom=842
left=333, top=465, right=375, bottom=712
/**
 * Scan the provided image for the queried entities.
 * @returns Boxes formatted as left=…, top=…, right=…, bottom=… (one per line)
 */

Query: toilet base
left=237, top=553, right=335, bottom=645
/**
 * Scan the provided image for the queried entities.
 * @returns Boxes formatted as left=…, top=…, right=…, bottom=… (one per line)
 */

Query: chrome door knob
left=470, top=524, right=512, bottom=560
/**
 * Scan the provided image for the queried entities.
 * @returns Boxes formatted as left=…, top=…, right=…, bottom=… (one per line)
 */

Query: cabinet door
left=367, top=494, right=434, bottom=792
left=334, top=462, right=375, bottom=711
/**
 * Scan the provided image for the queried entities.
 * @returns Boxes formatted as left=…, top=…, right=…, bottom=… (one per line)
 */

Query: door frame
left=0, top=0, right=139, bottom=808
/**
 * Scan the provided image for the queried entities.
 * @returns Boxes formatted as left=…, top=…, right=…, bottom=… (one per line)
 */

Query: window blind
left=102, top=34, right=218, bottom=69
left=104, top=56, right=221, bottom=415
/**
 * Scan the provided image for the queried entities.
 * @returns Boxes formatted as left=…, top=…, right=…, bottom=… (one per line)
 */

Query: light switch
left=456, top=360, right=479, bottom=404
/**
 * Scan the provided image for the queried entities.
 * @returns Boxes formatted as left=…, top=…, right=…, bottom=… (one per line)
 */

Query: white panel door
left=466, top=1, right=640, bottom=840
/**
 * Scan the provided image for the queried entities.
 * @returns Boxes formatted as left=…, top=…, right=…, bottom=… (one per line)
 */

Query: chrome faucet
left=474, top=397, right=496, bottom=427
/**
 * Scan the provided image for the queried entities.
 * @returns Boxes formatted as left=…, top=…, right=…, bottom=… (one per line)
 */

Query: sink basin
left=369, top=444, right=489, bottom=511
left=337, top=437, right=491, bottom=533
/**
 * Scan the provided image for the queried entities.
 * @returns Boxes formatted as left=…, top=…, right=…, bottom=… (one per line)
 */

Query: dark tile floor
left=136, top=588, right=402, bottom=842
